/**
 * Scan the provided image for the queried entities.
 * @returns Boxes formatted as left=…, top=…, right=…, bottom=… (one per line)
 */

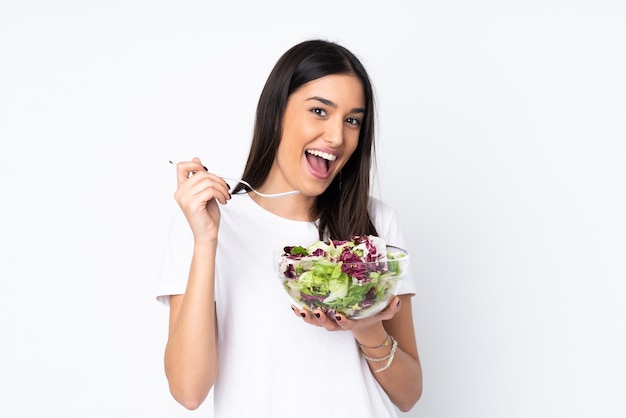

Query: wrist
left=357, top=333, right=391, bottom=350
left=193, top=236, right=218, bottom=249
left=360, top=335, right=398, bottom=373
left=352, top=323, right=387, bottom=349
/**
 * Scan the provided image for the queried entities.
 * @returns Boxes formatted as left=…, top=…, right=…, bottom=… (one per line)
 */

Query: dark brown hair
left=238, top=39, right=377, bottom=240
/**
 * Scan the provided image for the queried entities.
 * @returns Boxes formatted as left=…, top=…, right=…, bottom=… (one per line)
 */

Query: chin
left=298, top=184, right=329, bottom=198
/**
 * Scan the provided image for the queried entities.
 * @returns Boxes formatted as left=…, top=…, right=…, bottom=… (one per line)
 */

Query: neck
left=249, top=193, right=317, bottom=221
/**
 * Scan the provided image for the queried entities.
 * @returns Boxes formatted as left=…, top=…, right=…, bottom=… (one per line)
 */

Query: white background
left=1, top=1, right=625, bottom=417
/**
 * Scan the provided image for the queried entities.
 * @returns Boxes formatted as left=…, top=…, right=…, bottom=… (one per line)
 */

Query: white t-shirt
left=157, top=193, right=416, bottom=418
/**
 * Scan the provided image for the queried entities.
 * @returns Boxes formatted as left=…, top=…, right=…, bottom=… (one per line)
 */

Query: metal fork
left=169, top=160, right=300, bottom=198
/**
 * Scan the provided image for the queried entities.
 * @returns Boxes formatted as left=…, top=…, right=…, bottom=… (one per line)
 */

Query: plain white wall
left=1, top=1, right=624, bottom=417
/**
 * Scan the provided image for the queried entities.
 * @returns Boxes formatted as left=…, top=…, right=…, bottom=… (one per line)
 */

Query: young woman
left=157, top=39, right=422, bottom=417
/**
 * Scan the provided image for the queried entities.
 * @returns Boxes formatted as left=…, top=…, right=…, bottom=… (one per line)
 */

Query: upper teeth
left=307, top=150, right=337, bottom=161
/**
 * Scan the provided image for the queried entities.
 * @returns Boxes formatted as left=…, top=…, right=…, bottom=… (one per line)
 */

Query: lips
left=305, top=149, right=337, bottom=179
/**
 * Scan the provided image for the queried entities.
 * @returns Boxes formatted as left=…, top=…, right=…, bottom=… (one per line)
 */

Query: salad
left=277, top=235, right=408, bottom=319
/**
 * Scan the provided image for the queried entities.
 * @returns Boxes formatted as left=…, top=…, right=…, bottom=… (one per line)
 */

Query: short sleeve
left=155, top=211, right=193, bottom=306
left=370, top=198, right=417, bottom=297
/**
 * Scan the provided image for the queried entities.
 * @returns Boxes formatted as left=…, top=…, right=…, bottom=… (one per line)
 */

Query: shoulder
left=369, top=196, right=396, bottom=217
left=369, top=196, right=399, bottom=226
left=368, top=196, right=402, bottom=243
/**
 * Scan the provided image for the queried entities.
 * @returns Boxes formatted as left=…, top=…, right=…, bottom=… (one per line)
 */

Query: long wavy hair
left=237, top=39, right=378, bottom=240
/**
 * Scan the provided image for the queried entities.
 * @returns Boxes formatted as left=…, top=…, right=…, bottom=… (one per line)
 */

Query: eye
left=311, top=107, right=327, bottom=117
left=346, top=117, right=361, bottom=127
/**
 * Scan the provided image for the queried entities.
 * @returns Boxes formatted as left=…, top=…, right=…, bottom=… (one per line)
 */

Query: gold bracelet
left=356, top=333, right=390, bottom=350
left=361, top=336, right=397, bottom=363
left=374, top=339, right=398, bottom=373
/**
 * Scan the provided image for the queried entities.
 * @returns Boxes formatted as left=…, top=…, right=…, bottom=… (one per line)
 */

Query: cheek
left=345, top=132, right=360, bottom=155
left=279, top=138, right=303, bottom=157
left=279, top=125, right=314, bottom=156
left=276, top=137, right=304, bottom=168
left=337, top=139, right=359, bottom=170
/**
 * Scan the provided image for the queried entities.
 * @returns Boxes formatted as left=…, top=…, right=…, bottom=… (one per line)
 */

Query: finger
left=190, top=164, right=231, bottom=202
left=291, top=305, right=315, bottom=323
left=291, top=305, right=306, bottom=319
left=384, top=296, right=402, bottom=316
left=331, top=312, right=350, bottom=329
left=191, top=157, right=209, bottom=172
left=196, top=175, right=231, bottom=205
left=313, top=309, right=341, bottom=331
left=334, top=297, right=402, bottom=331
left=300, top=310, right=320, bottom=326
left=175, top=187, right=226, bottom=216
left=177, top=171, right=232, bottom=206
left=175, top=159, right=206, bottom=186
left=370, top=296, right=402, bottom=322
left=173, top=159, right=232, bottom=202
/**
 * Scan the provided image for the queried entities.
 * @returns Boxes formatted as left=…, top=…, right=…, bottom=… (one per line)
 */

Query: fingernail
left=202, top=165, right=208, bottom=171
left=314, top=312, right=321, bottom=318
left=291, top=306, right=295, bottom=312
left=396, top=299, right=401, bottom=307
left=335, top=316, right=341, bottom=321
left=300, top=312, right=306, bottom=318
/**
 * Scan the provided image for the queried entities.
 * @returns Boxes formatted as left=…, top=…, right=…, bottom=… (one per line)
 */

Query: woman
left=157, top=39, right=422, bottom=417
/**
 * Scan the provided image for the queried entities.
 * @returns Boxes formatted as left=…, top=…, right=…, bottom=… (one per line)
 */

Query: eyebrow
left=307, top=96, right=366, bottom=114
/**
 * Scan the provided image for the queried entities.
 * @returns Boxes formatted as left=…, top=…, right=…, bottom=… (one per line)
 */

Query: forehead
left=291, top=74, right=365, bottom=108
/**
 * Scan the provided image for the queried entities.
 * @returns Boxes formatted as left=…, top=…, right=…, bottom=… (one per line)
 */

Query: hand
left=173, top=157, right=231, bottom=242
left=290, top=295, right=403, bottom=333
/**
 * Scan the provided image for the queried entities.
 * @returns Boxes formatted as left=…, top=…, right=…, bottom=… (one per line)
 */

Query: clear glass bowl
left=276, top=245, right=409, bottom=319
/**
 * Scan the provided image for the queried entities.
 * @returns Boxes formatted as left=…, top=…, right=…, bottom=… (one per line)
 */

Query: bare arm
left=163, top=158, right=230, bottom=410
left=164, top=242, right=218, bottom=409
left=292, top=294, right=422, bottom=412
left=360, top=295, right=422, bottom=412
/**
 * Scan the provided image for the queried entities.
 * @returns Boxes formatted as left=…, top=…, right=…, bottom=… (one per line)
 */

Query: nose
left=323, top=118, right=344, bottom=146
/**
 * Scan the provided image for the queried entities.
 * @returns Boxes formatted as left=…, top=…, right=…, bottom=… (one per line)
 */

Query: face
left=265, top=74, right=365, bottom=197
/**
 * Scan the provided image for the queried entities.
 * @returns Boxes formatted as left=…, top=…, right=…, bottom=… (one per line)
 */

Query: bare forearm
left=354, top=296, right=423, bottom=412
left=366, top=348, right=422, bottom=412
left=164, top=241, right=219, bottom=410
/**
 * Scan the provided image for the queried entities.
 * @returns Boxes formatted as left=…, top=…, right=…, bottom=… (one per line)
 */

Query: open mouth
left=305, top=149, right=337, bottom=176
